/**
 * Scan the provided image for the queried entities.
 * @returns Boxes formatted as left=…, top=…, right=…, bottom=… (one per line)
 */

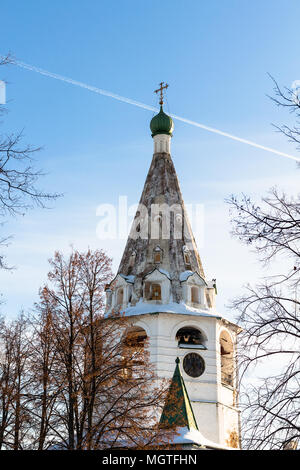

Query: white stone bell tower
left=105, top=84, right=241, bottom=449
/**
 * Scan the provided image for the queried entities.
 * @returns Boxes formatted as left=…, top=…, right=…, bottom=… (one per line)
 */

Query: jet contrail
left=13, top=60, right=300, bottom=162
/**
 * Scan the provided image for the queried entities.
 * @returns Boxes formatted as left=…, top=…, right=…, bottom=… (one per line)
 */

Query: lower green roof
left=159, top=357, right=198, bottom=431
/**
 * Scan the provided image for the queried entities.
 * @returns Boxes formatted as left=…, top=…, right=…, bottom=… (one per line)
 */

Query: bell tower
left=105, top=84, right=241, bottom=449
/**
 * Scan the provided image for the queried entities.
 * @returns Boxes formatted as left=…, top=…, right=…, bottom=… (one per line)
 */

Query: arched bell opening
left=121, top=326, right=148, bottom=378
left=176, top=326, right=207, bottom=350
left=220, top=330, right=234, bottom=387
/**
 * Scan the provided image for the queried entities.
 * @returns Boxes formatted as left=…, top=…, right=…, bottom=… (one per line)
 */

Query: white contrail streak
left=13, top=60, right=300, bottom=162
left=16, top=61, right=158, bottom=112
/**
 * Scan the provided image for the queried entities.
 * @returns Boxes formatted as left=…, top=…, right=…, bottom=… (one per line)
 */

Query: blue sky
left=0, top=0, right=299, bottom=320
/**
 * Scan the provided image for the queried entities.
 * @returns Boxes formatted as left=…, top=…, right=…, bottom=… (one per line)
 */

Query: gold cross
left=154, top=81, right=169, bottom=106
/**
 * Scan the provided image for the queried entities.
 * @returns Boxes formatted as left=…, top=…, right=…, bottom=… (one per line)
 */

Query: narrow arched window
left=151, top=283, right=161, bottom=300
left=105, top=288, right=112, bottom=309
left=154, top=245, right=163, bottom=264
left=117, top=288, right=124, bottom=305
left=183, top=246, right=191, bottom=267
left=191, top=286, right=200, bottom=304
left=129, top=252, right=136, bottom=267
left=144, top=282, right=162, bottom=301
left=184, top=253, right=190, bottom=264
left=220, top=331, right=234, bottom=387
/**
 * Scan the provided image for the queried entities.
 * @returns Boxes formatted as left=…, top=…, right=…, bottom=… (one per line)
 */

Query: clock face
left=183, top=353, right=205, bottom=378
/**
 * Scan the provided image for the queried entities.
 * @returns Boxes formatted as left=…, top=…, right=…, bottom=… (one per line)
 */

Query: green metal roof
left=150, top=105, right=174, bottom=137
left=159, top=357, right=198, bottom=430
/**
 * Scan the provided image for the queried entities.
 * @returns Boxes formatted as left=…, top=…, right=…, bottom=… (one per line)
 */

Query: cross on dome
left=154, top=81, right=169, bottom=106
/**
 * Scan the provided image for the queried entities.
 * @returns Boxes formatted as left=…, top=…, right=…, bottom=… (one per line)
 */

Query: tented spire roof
left=116, top=141, right=205, bottom=304
left=159, top=358, right=198, bottom=430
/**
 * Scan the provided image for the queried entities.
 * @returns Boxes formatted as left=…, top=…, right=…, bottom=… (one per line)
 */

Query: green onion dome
left=150, top=105, right=174, bottom=137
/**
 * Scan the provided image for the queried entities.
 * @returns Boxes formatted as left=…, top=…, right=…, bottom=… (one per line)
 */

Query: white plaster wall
left=192, top=402, right=219, bottom=443
left=219, top=404, right=240, bottom=447
left=153, top=134, right=171, bottom=154
left=130, top=312, right=240, bottom=446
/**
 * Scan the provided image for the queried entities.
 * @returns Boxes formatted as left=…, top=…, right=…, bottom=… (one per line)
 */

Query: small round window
left=183, top=353, right=205, bottom=378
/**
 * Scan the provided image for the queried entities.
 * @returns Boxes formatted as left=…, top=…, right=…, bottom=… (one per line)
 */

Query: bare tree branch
left=0, top=53, right=61, bottom=270
left=267, top=74, right=300, bottom=165
left=227, top=188, right=300, bottom=449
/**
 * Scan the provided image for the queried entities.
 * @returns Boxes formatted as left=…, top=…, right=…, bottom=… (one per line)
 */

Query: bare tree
left=0, top=314, right=32, bottom=449
left=11, top=315, right=33, bottom=450
left=228, top=189, right=300, bottom=449
left=0, top=315, right=15, bottom=449
left=32, top=249, right=170, bottom=450
left=0, top=53, right=60, bottom=269
left=27, top=299, right=59, bottom=450
left=268, top=74, right=300, bottom=163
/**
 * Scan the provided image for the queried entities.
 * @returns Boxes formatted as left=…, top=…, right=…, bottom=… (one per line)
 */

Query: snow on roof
left=143, top=267, right=171, bottom=280
left=179, top=270, right=207, bottom=285
left=172, top=427, right=234, bottom=450
left=120, top=300, right=220, bottom=319
left=119, top=274, right=135, bottom=284
left=158, top=267, right=171, bottom=279
left=179, top=270, right=194, bottom=282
